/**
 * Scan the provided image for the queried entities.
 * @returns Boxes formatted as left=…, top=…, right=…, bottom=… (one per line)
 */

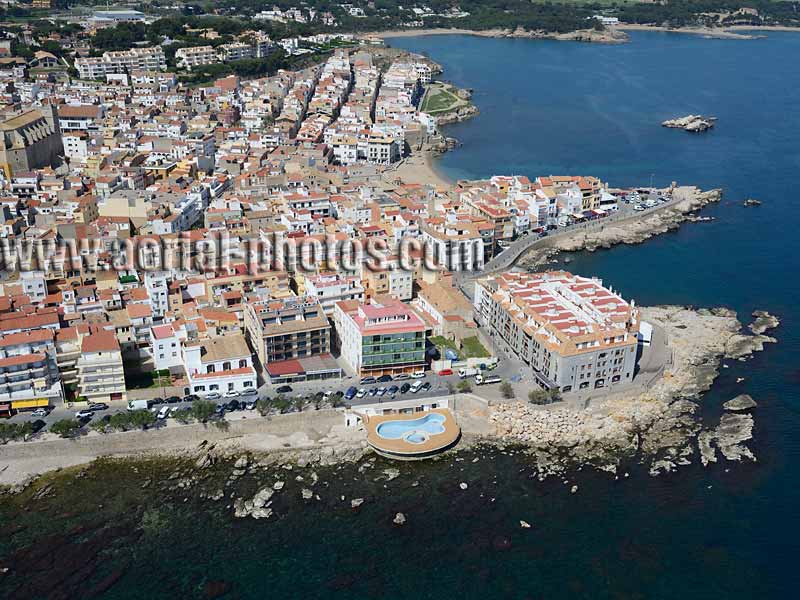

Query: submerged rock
left=750, top=310, right=779, bottom=335
left=393, top=512, right=406, bottom=525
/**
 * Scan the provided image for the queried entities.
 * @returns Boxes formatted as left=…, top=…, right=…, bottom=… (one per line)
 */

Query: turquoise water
left=3, top=31, right=800, bottom=600
left=376, top=413, right=446, bottom=440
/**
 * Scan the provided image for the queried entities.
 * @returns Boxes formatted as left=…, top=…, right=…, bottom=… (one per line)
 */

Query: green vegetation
left=0, top=422, right=33, bottom=444
left=124, top=369, right=171, bottom=390
left=50, top=419, right=82, bottom=438
left=528, top=388, right=563, bottom=405
left=430, top=335, right=490, bottom=360
left=90, top=410, right=156, bottom=433
left=460, top=336, right=490, bottom=359
left=421, top=84, right=461, bottom=114
left=191, top=400, right=217, bottom=423
left=457, top=379, right=472, bottom=393
left=500, top=381, right=515, bottom=399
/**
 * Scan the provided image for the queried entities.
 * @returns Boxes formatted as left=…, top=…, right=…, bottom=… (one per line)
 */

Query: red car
left=438, top=369, right=454, bottom=376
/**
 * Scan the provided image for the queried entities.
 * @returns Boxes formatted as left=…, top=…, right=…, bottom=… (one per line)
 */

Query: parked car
left=88, top=402, right=109, bottom=412
left=376, top=387, right=387, bottom=396
left=393, top=373, right=411, bottom=381
left=276, top=385, right=293, bottom=394
left=205, top=392, right=222, bottom=400
left=182, top=394, right=198, bottom=403
left=226, top=399, right=241, bottom=411
left=75, top=409, right=94, bottom=420
left=377, top=374, right=393, bottom=383
left=410, top=381, right=423, bottom=393
left=400, top=383, right=411, bottom=394
left=150, top=397, right=164, bottom=406
left=437, top=369, right=454, bottom=377
left=410, top=371, right=426, bottom=379
left=240, top=388, right=258, bottom=396
left=388, top=385, right=399, bottom=395
left=166, top=396, right=181, bottom=404
left=157, top=406, right=171, bottom=420
left=223, top=390, right=240, bottom=398
left=31, top=407, right=50, bottom=418
left=214, top=403, right=226, bottom=415
left=360, top=376, right=377, bottom=385
left=368, top=388, right=379, bottom=397
left=245, top=399, right=257, bottom=410
left=420, top=382, right=432, bottom=392
left=356, top=388, right=367, bottom=398
left=344, top=386, right=358, bottom=401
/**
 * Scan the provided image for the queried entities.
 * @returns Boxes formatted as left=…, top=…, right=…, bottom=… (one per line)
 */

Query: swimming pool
left=376, top=413, right=446, bottom=444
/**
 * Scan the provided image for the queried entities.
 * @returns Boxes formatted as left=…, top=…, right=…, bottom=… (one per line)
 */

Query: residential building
left=76, top=329, right=127, bottom=403
left=473, top=271, right=640, bottom=392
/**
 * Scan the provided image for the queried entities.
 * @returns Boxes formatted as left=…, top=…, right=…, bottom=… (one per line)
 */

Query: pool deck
left=361, top=408, right=461, bottom=459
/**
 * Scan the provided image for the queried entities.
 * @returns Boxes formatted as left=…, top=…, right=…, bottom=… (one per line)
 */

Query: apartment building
left=175, top=46, right=218, bottom=71
left=75, top=47, right=166, bottom=80
left=334, top=296, right=426, bottom=377
left=302, top=272, right=365, bottom=316
left=473, top=271, right=640, bottom=393
left=76, top=329, right=127, bottom=403
left=243, top=296, right=331, bottom=369
left=0, top=329, right=63, bottom=412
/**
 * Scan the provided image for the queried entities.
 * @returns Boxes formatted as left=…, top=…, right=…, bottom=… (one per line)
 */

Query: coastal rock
left=714, top=413, right=755, bottom=462
left=301, top=488, right=313, bottom=500
left=520, top=520, right=531, bottom=528
left=459, top=482, right=468, bottom=490
left=195, top=453, right=215, bottom=469
left=743, top=198, right=762, bottom=207
left=750, top=310, right=780, bottom=335
left=351, top=498, right=364, bottom=508
left=724, top=394, right=757, bottom=412
left=383, top=468, right=400, bottom=481
left=393, top=512, right=406, bottom=525
left=662, top=115, right=717, bottom=132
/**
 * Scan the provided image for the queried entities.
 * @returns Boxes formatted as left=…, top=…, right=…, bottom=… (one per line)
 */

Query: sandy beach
left=384, top=148, right=455, bottom=188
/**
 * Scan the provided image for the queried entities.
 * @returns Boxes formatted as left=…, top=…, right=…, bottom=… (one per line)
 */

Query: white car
left=223, top=390, right=240, bottom=398
left=356, top=388, right=367, bottom=398
left=31, top=408, right=50, bottom=418
left=75, top=409, right=94, bottom=419
left=377, top=387, right=387, bottom=396
left=410, top=371, right=426, bottom=379
left=157, top=406, right=171, bottom=420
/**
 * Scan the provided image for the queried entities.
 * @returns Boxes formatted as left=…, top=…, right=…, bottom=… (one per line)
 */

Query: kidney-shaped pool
left=376, top=413, right=446, bottom=444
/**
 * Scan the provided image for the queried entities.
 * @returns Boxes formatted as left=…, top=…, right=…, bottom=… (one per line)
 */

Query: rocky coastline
left=518, top=187, right=723, bottom=269
left=489, top=305, right=779, bottom=478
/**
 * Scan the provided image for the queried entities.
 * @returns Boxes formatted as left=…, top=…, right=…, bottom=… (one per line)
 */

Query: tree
left=128, top=409, right=156, bottom=430
left=89, top=419, right=111, bottom=434
left=172, top=408, right=193, bottom=424
left=50, top=419, right=82, bottom=438
left=256, top=398, right=272, bottom=416
left=500, top=381, right=514, bottom=399
left=272, top=395, right=291, bottom=414
left=528, top=388, right=562, bottom=405
left=0, top=422, right=32, bottom=444
left=457, top=379, right=472, bottom=393
left=191, top=400, right=217, bottom=423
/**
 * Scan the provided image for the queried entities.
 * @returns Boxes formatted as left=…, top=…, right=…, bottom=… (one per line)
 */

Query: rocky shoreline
left=489, top=305, right=779, bottom=478
left=662, top=114, right=717, bottom=132
left=518, top=187, right=723, bottom=269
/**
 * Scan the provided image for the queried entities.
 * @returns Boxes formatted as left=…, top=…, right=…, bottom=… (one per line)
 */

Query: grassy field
left=430, top=335, right=490, bottom=360
left=420, top=84, right=462, bottom=114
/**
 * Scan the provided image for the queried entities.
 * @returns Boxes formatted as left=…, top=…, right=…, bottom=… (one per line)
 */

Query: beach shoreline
left=384, top=147, right=456, bottom=188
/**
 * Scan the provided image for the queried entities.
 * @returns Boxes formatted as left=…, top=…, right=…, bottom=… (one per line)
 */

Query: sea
left=2, top=31, right=800, bottom=599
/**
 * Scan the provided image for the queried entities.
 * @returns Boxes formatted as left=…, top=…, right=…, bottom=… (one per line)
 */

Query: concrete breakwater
left=489, top=306, right=779, bottom=478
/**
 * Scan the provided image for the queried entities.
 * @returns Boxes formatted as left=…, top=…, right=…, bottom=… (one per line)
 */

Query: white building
left=175, top=46, right=218, bottom=71
left=184, top=334, right=257, bottom=396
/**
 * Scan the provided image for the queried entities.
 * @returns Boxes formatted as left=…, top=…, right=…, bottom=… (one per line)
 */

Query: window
left=243, top=381, right=253, bottom=388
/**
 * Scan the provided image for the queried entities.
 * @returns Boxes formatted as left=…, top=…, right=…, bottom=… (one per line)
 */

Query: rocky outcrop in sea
left=662, top=115, right=717, bottom=132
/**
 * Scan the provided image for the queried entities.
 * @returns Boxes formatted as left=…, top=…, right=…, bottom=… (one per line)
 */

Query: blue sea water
left=389, top=30, right=800, bottom=597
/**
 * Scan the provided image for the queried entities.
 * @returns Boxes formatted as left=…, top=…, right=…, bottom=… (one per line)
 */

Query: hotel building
left=473, top=271, right=640, bottom=392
